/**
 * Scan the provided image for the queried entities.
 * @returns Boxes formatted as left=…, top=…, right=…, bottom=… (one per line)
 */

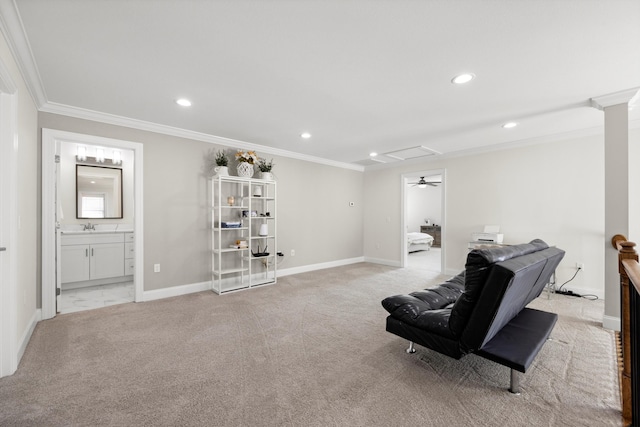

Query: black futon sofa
left=382, top=239, right=565, bottom=393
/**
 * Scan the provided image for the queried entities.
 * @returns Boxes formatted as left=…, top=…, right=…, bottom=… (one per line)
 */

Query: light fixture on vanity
left=76, top=145, right=123, bottom=165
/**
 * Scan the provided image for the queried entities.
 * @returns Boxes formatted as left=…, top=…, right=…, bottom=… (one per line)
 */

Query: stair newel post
left=612, top=234, right=638, bottom=426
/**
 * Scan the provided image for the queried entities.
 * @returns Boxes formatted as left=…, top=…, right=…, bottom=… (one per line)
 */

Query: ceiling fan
left=409, top=177, right=441, bottom=188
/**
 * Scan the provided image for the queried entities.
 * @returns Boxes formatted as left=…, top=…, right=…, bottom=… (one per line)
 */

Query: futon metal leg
left=406, top=341, right=416, bottom=354
left=509, top=369, right=521, bottom=395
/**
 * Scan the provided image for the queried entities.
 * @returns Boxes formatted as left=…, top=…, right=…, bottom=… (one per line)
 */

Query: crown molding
left=0, top=0, right=47, bottom=107
left=364, top=117, right=640, bottom=171
left=41, top=101, right=365, bottom=172
left=590, top=87, right=640, bottom=110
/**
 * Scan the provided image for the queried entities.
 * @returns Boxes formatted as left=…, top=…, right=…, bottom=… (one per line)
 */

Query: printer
left=471, top=225, right=504, bottom=244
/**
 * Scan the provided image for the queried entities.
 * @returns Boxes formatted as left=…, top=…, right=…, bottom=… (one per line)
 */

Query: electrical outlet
left=291, top=249, right=295, bottom=256
left=576, top=262, right=584, bottom=270
left=154, top=263, right=160, bottom=273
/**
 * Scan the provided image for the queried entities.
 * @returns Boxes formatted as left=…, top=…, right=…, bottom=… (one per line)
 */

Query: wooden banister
left=612, top=235, right=640, bottom=426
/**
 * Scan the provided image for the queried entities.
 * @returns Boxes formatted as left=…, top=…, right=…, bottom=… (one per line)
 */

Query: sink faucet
left=83, top=222, right=95, bottom=231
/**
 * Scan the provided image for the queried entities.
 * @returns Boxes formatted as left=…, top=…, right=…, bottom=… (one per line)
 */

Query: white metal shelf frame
left=211, top=175, right=277, bottom=294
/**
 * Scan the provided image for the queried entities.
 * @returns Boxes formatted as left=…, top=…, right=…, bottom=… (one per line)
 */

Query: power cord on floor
left=554, top=267, right=598, bottom=300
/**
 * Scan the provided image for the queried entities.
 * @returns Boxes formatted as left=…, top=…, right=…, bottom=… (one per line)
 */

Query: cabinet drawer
left=125, top=258, right=135, bottom=275
left=125, top=232, right=135, bottom=242
left=61, top=232, right=124, bottom=245
left=125, top=242, right=135, bottom=259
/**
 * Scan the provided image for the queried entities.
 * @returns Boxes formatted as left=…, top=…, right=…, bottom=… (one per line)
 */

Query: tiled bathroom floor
left=59, top=281, right=134, bottom=314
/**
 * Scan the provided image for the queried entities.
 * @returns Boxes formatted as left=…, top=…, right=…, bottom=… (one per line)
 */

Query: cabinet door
left=90, top=242, right=125, bottom=280
left=61, top=244, right=90, bottom=283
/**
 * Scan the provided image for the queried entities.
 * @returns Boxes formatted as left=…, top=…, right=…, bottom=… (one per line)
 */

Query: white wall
left=407, top=183, right=441, bottom=232
left=0, top=30, right=38, bottom=370
left=39, top=112, right=364, bottom=294
left=364, top=133, right=606, bottom=300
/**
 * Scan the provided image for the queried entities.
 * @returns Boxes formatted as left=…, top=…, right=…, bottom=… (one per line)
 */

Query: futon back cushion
left=381, top=273, right=465, bottom=338
left=448, top=239, right=549, bottom=337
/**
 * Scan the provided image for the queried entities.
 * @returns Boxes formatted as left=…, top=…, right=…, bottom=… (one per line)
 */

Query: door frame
left=400, top=169, right=446, bottom=271
left=0, top=59, right=18, bottom=377
left=41, top=129, right=144, bottom=320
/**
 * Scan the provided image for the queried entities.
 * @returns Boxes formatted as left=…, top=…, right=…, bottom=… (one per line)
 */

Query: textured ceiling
left=6, top=0, right=640, bottom=168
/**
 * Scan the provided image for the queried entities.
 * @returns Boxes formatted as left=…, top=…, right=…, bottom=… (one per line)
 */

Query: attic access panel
left=383, top=145, right=440, bottom=161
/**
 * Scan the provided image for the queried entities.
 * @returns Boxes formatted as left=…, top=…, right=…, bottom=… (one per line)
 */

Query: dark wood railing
left=613, top=234, right=640, bottom=426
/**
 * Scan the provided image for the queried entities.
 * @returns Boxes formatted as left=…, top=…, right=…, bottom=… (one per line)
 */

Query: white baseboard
left=142, top=281, right=211, bottom=302
left=362, top=257, right=400, bottom=267
left=278, top=257, right=365, bottom=277
left=602, top=315, right=621, bottom=331
left=18, top=309, right=41, bottom=365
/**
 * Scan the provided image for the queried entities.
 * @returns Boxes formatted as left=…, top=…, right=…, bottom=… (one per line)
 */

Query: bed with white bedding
left=407, top=232, right=434, bottom=252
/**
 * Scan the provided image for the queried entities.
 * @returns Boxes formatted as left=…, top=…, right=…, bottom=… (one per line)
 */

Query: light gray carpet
left=0, top=263, right=620, bottom=426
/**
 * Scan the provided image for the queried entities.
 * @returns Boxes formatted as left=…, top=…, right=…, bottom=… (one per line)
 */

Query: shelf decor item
left=259, top=223, right=269, bottom=236
left=214, top=150, right=229, bottom=176
left=235, top=150, right=258, bottom=178
left=257, top=158, right=275, bottom=180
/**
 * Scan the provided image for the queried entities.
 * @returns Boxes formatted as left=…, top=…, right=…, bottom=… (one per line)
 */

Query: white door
left=0, top=77, right=17, bottom=377
left=0, top=105, right=7, bottom=375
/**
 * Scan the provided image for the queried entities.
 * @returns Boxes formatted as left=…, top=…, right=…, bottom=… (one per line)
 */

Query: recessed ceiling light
left=176, top=98, right=192, bottom=107
left=301, top=132, right=311, bottom=139
left=370, top=152, right=378, bottom=157
left=451, top=73, right=475, bottom=84
left=502, top=122, right=518, bottom=129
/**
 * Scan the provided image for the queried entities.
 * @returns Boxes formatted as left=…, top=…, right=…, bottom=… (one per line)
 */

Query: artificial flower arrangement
left=235, top=150, right=258, bottom=164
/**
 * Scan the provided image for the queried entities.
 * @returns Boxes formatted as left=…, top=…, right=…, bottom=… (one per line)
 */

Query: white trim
left=41, top=129, right=144, bottom=319
left=40, top=130, right=56, bottom=319
left=17, top=309, right=40, bottom=363
left=40, top=101, right=364, bottom=172
left=0, top=0, right=46, bottom=107
left=400, top=169, right=446, bottom=274
left=0, top=62, right=18, bottom=378
left=277, top=257, right=365, bottom=277
left=364, top=117, right=640, bottom=172
left=590, top=87, right=640, bottom=110
left=142, top=281, right=211, bottom=302
left=602, top=315, right=621, bottom=332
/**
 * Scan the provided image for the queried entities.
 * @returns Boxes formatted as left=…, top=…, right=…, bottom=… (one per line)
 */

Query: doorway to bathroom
left=401, top=170, right=445, bottom=274
left=41, top=129, right=144, bottom=320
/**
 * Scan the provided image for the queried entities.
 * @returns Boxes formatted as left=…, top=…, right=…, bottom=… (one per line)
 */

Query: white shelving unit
left=211, top=175, right=277, bottom=294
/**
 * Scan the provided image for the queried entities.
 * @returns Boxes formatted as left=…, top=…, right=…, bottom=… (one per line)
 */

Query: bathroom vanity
left=61, top=231, right=134, bottom=289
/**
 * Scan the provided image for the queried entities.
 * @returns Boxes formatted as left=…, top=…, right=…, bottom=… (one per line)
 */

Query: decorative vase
left=261, top=172, right=273, bottom=181
left=214, top=166, right=229, bottom=176
left=259, top=223, right=269, bottom=236
left=236, top=162, right=254, bottom=178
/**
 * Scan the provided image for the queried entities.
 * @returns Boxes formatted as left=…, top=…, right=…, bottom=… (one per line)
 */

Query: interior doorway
left=401, top=170, right=446, bottom=273
left=41, top=129, right=144, bottom=320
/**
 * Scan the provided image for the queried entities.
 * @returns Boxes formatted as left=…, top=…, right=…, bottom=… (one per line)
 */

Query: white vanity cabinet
left=61, top=233, right=127, bottom=284
left=124, top=232, right=135, bottom=275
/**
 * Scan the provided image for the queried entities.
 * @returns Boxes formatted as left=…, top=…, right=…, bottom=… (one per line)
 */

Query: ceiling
left=3, top=0, right=639, bottom=169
